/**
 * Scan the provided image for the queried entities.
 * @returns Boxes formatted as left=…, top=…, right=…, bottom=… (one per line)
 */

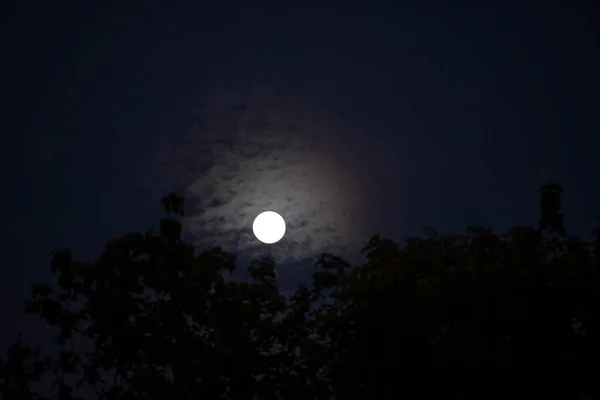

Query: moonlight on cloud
left=163, top=88, right=371, bottom=263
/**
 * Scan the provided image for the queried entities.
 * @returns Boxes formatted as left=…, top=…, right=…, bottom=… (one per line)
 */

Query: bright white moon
left=253, top=211, right=286, bottom=244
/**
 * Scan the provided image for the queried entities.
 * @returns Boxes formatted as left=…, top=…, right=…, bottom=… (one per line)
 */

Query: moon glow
left=253, top=211, right=286, bottom=244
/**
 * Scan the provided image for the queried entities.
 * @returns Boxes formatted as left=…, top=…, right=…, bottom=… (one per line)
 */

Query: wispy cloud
left=154, top=87, right=373, bottom=264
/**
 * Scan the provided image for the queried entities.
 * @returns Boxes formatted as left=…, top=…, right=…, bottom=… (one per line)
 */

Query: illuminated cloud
left=154, top=87, right=373, bottom=264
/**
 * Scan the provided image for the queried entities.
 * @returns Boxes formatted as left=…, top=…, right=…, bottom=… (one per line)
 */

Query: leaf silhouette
left=4, top=184, right=600, bottom=399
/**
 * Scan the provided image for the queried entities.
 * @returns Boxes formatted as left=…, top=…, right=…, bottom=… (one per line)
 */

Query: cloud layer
left=153, top=87, right=373, bottom=265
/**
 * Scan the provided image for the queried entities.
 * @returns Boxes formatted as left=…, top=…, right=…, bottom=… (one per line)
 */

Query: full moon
left=252, top=211, right=286, bottom=244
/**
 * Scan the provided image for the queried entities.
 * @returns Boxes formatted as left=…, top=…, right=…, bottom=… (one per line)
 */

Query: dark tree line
left=2, top=183, right=600, bottom=399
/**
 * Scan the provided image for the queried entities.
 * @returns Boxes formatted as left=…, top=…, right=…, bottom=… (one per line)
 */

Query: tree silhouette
left=2, top=186, right=599, bottom=399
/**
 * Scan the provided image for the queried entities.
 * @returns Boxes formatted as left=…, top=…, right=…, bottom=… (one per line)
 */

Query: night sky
left=2, top=3, right=599, bottom=349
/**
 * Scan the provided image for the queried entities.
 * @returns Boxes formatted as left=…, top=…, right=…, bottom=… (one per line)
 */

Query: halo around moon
left=253, top=211, right=286, bottom=244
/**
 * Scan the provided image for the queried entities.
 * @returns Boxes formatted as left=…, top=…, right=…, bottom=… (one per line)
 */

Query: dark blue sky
left=2, top=3, right=599, bottom=347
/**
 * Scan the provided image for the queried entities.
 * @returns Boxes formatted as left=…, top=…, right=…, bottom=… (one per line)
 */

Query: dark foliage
left=2, top=185, right=600, bottom=399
